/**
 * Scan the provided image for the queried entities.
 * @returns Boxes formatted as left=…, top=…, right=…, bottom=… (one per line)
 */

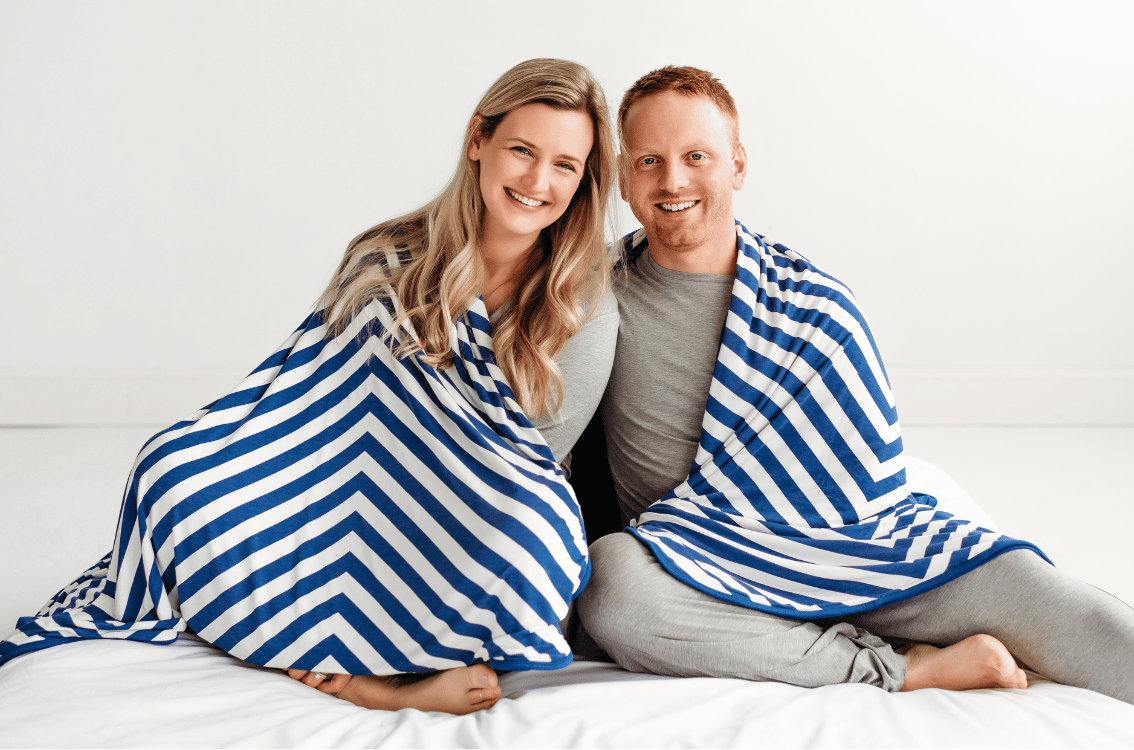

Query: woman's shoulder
left=567, top=283, right=618, bottom=352
left=581, top=280, right=619, bottom=322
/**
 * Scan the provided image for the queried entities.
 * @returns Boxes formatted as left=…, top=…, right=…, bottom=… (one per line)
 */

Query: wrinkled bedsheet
left=2, top=458, right=1132, bottom=748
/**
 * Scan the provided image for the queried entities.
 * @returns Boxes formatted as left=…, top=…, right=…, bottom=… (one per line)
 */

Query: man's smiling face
left=620, top=91, right=746, bottom=272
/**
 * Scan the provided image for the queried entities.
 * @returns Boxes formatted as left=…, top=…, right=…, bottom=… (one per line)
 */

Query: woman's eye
left=690, top=153, right=705, bottom=161
left=557, top=162, right=577, bottom=172
left=642, top=157, right=657, bottom=166
left=511, top=146, right=532, bottom=156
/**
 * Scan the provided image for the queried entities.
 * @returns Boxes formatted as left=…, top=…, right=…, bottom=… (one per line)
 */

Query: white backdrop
left=1, top=0, right=1132, bottom=426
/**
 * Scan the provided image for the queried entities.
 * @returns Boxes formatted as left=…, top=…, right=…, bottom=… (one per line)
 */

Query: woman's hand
left=286, top=668, right=353, bottom=695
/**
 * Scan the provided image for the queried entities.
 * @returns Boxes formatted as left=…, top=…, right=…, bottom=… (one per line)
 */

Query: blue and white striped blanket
left=624, top=223, right=1044, bottom=619
left=1, top=256, right=590, bottom=673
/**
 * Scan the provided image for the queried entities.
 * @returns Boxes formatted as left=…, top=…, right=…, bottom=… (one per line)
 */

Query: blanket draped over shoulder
left=624, top=222, right=1045, bottom=619
left=1, top=250, right=589, bottom=673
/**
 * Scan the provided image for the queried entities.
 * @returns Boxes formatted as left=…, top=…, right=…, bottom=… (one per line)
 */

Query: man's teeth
left=660, top=201, right=696, bottom=212
left=507, top=188, right=545, bottom=207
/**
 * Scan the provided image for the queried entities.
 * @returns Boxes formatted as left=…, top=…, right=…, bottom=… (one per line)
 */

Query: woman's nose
left=523, top=161, right=552, bottom=193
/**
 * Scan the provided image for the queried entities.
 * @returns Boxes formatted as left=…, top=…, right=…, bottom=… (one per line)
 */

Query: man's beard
left=635, top=189, right=731, bottom=255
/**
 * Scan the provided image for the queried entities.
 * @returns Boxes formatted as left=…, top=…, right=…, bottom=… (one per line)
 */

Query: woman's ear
left=467, top=115, right=485, bottom=161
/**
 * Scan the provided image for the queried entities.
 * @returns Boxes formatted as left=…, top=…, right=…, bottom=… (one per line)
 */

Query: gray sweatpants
left=576, top=533, right=1134, bottom=704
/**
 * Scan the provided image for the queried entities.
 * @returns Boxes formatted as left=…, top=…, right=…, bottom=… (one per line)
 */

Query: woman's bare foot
left=328, top=664, right=501, bottom=714
left=286, top=668, right=352, bottom=695
left=899, top=634, right=1028, bottom=692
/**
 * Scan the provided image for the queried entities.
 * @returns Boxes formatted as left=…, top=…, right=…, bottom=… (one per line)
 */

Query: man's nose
left=661, top=162, right=688, bottom=193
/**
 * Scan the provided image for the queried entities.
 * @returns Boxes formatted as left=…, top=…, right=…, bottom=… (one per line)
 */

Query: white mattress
left=2, top=457, right=1132, bottom=748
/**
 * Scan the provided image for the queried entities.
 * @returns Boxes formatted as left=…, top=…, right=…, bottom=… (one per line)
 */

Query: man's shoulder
left=735, top=220, right=816, bottom=271
left=734, top=221, right=859, bottom=303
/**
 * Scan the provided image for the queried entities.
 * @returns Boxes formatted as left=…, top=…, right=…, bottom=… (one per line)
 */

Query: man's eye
left=641, top=157, right=657, bottom=166
left=690, top=153, right=704, bottom=161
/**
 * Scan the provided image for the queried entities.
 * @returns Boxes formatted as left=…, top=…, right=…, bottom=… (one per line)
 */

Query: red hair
left=618, top=65, right=739, bottom=144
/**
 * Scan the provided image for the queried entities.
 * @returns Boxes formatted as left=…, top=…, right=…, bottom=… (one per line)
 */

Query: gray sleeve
left=531, top=284, right=619, bottom=466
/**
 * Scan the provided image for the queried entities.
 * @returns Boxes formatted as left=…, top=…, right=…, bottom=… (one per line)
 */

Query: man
left=575, top=66, right=1134, bottom=702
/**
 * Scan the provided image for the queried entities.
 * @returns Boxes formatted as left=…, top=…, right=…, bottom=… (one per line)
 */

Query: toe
left=465, top=677, right=502, bottom=707
left=469, top=691, right=499, bottom=710
left=321, top=673, right=352, bottom=694
left=466, top=663, right=499, bottom=690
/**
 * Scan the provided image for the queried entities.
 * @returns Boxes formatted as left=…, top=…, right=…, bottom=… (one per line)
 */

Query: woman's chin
left=481, top=210, right=554, bottom=249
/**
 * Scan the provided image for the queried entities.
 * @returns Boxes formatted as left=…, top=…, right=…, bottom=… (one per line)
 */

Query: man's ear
left=617, top=153, right=629, bottom=201
left=732, top=142, right=748, bottom=191
left=467, top=115, right=485, bottom=161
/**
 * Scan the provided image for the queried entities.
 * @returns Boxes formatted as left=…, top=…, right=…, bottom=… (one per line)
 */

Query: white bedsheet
left=2, top=458, right=1133, bottom=748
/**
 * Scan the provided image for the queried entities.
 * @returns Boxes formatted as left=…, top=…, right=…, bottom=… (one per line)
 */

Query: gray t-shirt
left=489, top=284, right=619, bottom=466
left=601, top=249, right=735, bottom=523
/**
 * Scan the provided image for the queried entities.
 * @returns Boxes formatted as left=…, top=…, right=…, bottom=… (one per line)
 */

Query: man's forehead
left=622, top=91, right=736, bottom=150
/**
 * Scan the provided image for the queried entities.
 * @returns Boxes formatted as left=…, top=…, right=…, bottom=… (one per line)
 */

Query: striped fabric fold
left=2, top=253, right=589, bottom=673
left=624, top=222, right=1044, bottom=619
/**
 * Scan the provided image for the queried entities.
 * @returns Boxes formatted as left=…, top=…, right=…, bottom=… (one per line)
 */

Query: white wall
left=2, top=0, right=1132, bottom=426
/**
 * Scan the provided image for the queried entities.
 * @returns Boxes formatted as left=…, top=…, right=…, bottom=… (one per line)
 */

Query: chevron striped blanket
left=1, top=263, right=590, bottom=674
left=624, top=223, right=1044, bottom=619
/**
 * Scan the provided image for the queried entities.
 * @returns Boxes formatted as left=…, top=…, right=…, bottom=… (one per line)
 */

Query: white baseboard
left=2, top=366, right=1132, bottom=426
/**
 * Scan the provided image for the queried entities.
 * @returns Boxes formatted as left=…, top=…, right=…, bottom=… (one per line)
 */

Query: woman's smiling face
left=468, top=102, right=594, bottom=253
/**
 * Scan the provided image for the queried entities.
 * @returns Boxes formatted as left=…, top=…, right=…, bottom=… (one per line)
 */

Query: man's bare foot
left=333, top=664, right=501, bottom=714
left=899, top=634, right=1027, bottom=692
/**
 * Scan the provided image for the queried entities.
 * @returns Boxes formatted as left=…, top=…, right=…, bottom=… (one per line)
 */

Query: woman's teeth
left=660, top=201, right=696, bottom=212
left=507, top=188, right=545, bottom=207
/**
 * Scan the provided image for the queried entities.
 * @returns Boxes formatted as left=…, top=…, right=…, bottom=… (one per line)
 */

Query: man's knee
left=978, top=547, right=1051, bottom=579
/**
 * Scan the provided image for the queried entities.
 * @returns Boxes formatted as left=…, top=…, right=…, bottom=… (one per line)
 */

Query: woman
left=0, top=59, right=619, bottom=717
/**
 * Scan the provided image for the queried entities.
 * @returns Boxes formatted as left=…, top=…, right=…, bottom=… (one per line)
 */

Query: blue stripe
left=1, top=264, right=587, bottom=672
left=620, top=222, right=1045, bottom=619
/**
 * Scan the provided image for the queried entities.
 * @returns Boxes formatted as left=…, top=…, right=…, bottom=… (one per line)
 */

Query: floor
left=2, top=425, right=1132, bottom=634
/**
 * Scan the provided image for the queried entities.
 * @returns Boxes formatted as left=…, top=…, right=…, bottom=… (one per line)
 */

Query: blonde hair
left=317, top=59, right=617, bottom=418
